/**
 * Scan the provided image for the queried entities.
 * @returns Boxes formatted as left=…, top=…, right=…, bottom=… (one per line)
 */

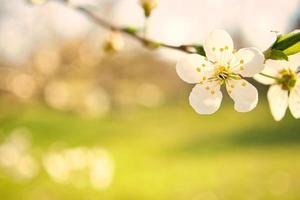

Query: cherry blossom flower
left=176, top=29, right=265, bottom=114
left=254, top=53, right=300, bottom=121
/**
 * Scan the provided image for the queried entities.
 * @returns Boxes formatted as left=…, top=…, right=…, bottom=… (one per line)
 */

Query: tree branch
left=50, top=0, right=273, bottom=57
left=68, top=4, right=195, bottom=54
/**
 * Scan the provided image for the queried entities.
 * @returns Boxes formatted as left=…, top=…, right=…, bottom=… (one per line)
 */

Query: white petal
left=203, top=29, right=234, bottom=64
left=289, top=81, right=300, bottom=119
left=254, top=59, right=286, bottom=85
left=253, top=74, right=275, bottom=85
left=176, top=54, right=214, bottom=84
left=267, top=85, right=289, bottom=121
left=226, top=79, right=258, bottom=112
left=189, top=83, right=222, bottom=114
left=287, top=52, right=300, bottom=71
left=265, top=59, right=289, bottom=72
left=231, top=47, right=265, bottom=77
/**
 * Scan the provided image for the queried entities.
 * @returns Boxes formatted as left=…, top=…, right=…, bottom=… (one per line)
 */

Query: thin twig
left=51, top=0, right=272, bottom=57
left=50, top=0, right=279, bottom=62
left=70, top=5, right=194, bottom=53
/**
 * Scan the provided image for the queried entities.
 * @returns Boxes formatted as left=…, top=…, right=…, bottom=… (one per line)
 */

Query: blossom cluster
left=176, top=30, right=300, bottom=121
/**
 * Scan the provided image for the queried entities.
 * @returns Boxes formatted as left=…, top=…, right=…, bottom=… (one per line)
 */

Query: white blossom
left=254, top=53, right=300, bottom=121
left=176, top=29, right=265, bottom=114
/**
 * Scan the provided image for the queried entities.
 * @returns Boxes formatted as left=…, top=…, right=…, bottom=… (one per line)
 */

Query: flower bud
left=103, top=31, right=124, bottom=53
left=139, top=0, right=157, bottom=17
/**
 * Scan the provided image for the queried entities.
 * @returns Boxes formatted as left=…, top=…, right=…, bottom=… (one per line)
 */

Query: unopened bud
left=139, top=0, right=157, bottom=17
left=103, top=31, right=124, bottom=53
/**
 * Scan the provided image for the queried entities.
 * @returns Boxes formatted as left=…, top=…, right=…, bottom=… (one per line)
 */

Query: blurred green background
left=1, top=98, right=300, bottom=200
left=1, top=0, right=300, bottom=199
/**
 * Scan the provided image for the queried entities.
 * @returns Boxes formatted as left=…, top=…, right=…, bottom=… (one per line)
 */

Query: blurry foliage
left=0, top=99, right=300, bottom=200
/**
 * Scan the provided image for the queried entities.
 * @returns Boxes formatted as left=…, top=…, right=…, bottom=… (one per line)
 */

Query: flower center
left=215, top=66, right=230, bottom=81
left=278, top=69, right=297, bottom=91
left=212, top=66, right=240, bottom=85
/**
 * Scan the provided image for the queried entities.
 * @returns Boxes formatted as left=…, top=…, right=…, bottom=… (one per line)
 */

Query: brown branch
left=57, top=1, right=195, bottom=54
left=36, top=0, right=277, bottom=58
left=76, top=6, right=272, bottom=57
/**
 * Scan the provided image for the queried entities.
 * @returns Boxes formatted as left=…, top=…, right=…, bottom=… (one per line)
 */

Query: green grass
left=0, top=98, right=300, bottom=200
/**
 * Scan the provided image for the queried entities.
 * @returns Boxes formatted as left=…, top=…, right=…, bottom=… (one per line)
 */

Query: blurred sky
left=0, top=0, right=300, bottom=64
